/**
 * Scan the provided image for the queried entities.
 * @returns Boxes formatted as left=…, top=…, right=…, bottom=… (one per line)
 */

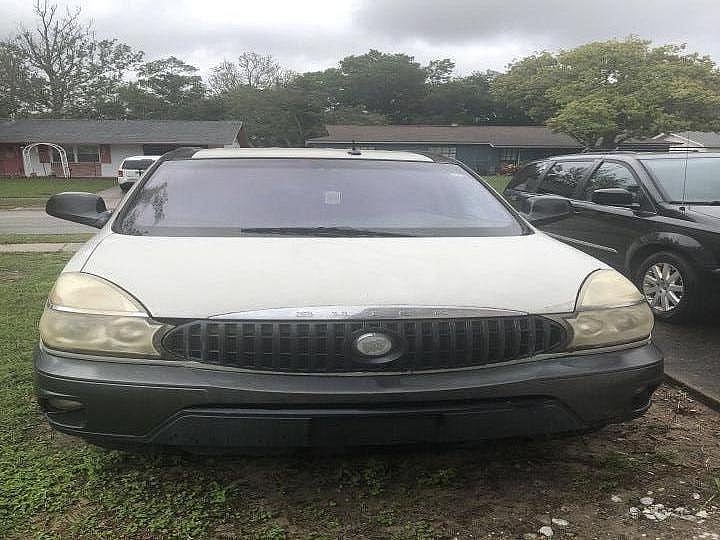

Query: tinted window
left=507, top=161, right=550, bottom=192
left=538, top=161, right=594, bottom=197
left=122, top=159, right=156, bottom=170
left=583, top=162, right=644, bottom=203
left=116, top=159, right=524, bottom=237
left=641, top=157, right=720, bottom=203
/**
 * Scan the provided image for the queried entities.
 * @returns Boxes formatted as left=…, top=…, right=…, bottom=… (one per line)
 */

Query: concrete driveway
left=655, top=319, right=720, bottom=404
left=0, top=186, right=123, bottom=234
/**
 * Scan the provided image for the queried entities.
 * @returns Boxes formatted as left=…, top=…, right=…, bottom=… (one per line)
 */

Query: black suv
left=504, top=152, right=720, bottom=322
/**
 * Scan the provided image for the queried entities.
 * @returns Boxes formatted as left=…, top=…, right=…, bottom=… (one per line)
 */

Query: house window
left=499, top=148, right=520, bottom=164
left=50, top=144, right=99, bottom=163
left=428, top=146, right=457, bottom=159
left=50, top=145, right=74, bottom=163
left=76, top=144, right=100, bottom=163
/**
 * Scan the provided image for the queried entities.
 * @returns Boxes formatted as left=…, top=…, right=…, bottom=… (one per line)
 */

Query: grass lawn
left=0, top=177, right=115, bottom=208
left=0, top=233, right=94, bottom=245
left=3, top=252, right=720, bottom=539
left=481, top=175, right=511, bottom=193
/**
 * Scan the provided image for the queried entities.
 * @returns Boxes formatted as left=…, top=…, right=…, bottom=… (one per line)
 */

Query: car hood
left=77, top=233, right=607, bottom=318
left=686, top=205, right=720, bottom=220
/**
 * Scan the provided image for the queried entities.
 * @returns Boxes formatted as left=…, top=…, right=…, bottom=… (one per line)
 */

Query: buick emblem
left=354, top=332, right=393, bottom=357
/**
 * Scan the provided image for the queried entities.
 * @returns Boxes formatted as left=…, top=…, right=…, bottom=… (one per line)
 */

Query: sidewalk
left=0, top=242, right=83, bottom=253
left=654, top=321, right=720, bottom=409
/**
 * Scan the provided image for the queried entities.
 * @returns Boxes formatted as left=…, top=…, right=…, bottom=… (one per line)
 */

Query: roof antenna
left=680, top=129, right=690, bottom=211
left=348, top=139, right=361, bottom=156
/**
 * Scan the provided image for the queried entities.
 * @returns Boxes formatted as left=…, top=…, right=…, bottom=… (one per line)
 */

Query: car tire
left=119, top=183, right=131, bottom=194
left=635, top=251, right=700, bottom=323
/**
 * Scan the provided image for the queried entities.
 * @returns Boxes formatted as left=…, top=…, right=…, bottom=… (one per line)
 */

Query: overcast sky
left=1, top=0, right=718, bottom=78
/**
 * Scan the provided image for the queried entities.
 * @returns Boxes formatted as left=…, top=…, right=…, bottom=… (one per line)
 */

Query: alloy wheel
left=642, top=262, right=684, bottom=313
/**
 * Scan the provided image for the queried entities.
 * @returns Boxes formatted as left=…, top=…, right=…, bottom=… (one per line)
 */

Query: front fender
left=625, top=232, right=717, bottom=272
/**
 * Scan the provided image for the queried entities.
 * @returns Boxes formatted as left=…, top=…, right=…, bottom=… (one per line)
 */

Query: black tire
left=119, top=183, right=131, bottom=193
left=634, top=251, right=700, bottom=323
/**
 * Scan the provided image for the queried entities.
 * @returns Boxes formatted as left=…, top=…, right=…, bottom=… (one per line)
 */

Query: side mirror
left=591, top=188, right=635, bottom=207
left=520, top=195, right=572, bottom=225
left=46, top=192, right=112, bottom=229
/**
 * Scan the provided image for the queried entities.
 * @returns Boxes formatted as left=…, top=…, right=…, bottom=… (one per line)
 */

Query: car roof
left=540, top=151, right=720, bottom=162
left=191, top=147, right=435, bottom=162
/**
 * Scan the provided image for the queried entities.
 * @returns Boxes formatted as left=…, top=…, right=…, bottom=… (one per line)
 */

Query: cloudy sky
left=1, top=0, right=718, bottom=77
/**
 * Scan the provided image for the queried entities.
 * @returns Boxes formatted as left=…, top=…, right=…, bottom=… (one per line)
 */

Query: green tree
left=209, top=85, right=323, bottom=146
left=121, top=57, right=206, bottom=119
left=0, top=41, right=40, bottom=117
left=490, top=52, right=562, bottom=124
left=321, top=106, right=388, bottom=126
left=14, top=0, right=142, bottom=117
left=425, top=58, right=455, bottom=86
left=420, top=71, right=529, bottom=125
left=493, top=38, right=720, bottom=147
left=292, top=68, right=388, bottom=126
left=338, top=50, right=427, bottom=122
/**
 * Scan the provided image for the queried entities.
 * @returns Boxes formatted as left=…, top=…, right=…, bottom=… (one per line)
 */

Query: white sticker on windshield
left=324, top=191, right=342, bottom=205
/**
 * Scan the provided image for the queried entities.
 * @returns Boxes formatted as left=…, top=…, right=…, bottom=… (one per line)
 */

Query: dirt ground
left=191, top=382, right=720, bottom=539
left=71, top=383, right=720, bottom=539
left=240, top=383, right=720, bottom=540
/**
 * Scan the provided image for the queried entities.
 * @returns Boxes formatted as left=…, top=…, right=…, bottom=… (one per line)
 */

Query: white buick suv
left=35, top=147, right=662, bottom=451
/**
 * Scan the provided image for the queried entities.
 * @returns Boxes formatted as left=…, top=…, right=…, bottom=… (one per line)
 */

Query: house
left=306, top=124, right=582, bottom=174
left=651, top=132, right=720, bottom=152
left=0, top=119, right=248, bottom=177
left=618, top=132, right=720, bottom=153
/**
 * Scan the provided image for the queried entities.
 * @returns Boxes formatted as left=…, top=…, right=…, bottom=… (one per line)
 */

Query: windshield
left=122, top=158, right=156, bottom=170
left=114, top=158, right=524, bottom=237
left=641, top=157, right=720, bottom=203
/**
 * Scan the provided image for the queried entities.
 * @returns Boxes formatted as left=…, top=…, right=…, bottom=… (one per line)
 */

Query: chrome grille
left=161, top=316, right=567, bottom=373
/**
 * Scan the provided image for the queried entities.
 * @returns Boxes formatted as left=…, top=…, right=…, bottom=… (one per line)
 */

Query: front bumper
left=34, top=343, right=664, bottom=449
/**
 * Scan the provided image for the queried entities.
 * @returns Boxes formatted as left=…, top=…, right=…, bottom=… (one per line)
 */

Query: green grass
left=482, top=175, right=511, bottom=193
left=0, top=233, right=94, bottom=245
left=0, top=177, right=115, bottom=208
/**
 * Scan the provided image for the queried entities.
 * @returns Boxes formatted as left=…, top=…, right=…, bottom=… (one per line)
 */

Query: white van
left=117, top=155, right=161, bottom=192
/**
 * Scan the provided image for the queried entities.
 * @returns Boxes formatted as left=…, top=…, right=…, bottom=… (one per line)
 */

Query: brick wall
left=51, top=162, right=101, bottom=177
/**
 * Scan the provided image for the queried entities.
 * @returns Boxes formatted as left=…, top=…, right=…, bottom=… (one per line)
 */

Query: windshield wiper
left=239, top=226, right=413, bottom=237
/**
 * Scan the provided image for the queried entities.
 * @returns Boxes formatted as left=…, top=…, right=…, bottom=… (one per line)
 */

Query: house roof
left=0, top=119, right=245, bottom=145
left=306, top=124, right=582, bottom=148
left=617, top=137, right=673, bottom=151
left=663, top=131, right=720, bottom=148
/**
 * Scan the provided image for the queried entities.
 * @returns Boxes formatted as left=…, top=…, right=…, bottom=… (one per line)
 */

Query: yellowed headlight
left=40, top=272, right=164, bottom=357
left=47, top=273, right=145, bottom=315
left=576, top=269, right=644, bottom=310
left=562, top=269, right=653, bottom=351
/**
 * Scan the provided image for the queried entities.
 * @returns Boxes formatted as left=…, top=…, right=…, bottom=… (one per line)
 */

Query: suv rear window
left=115, top=159, right=525, bottom=237
left=538, top=160, right=594, bottom=197
left=122, top=158, right=156, bottom=170
left=641, top=157, right=720, bottom=203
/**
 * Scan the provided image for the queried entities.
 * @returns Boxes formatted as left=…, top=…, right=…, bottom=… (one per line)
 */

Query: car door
left=558, top=160, right=657, bottom=270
